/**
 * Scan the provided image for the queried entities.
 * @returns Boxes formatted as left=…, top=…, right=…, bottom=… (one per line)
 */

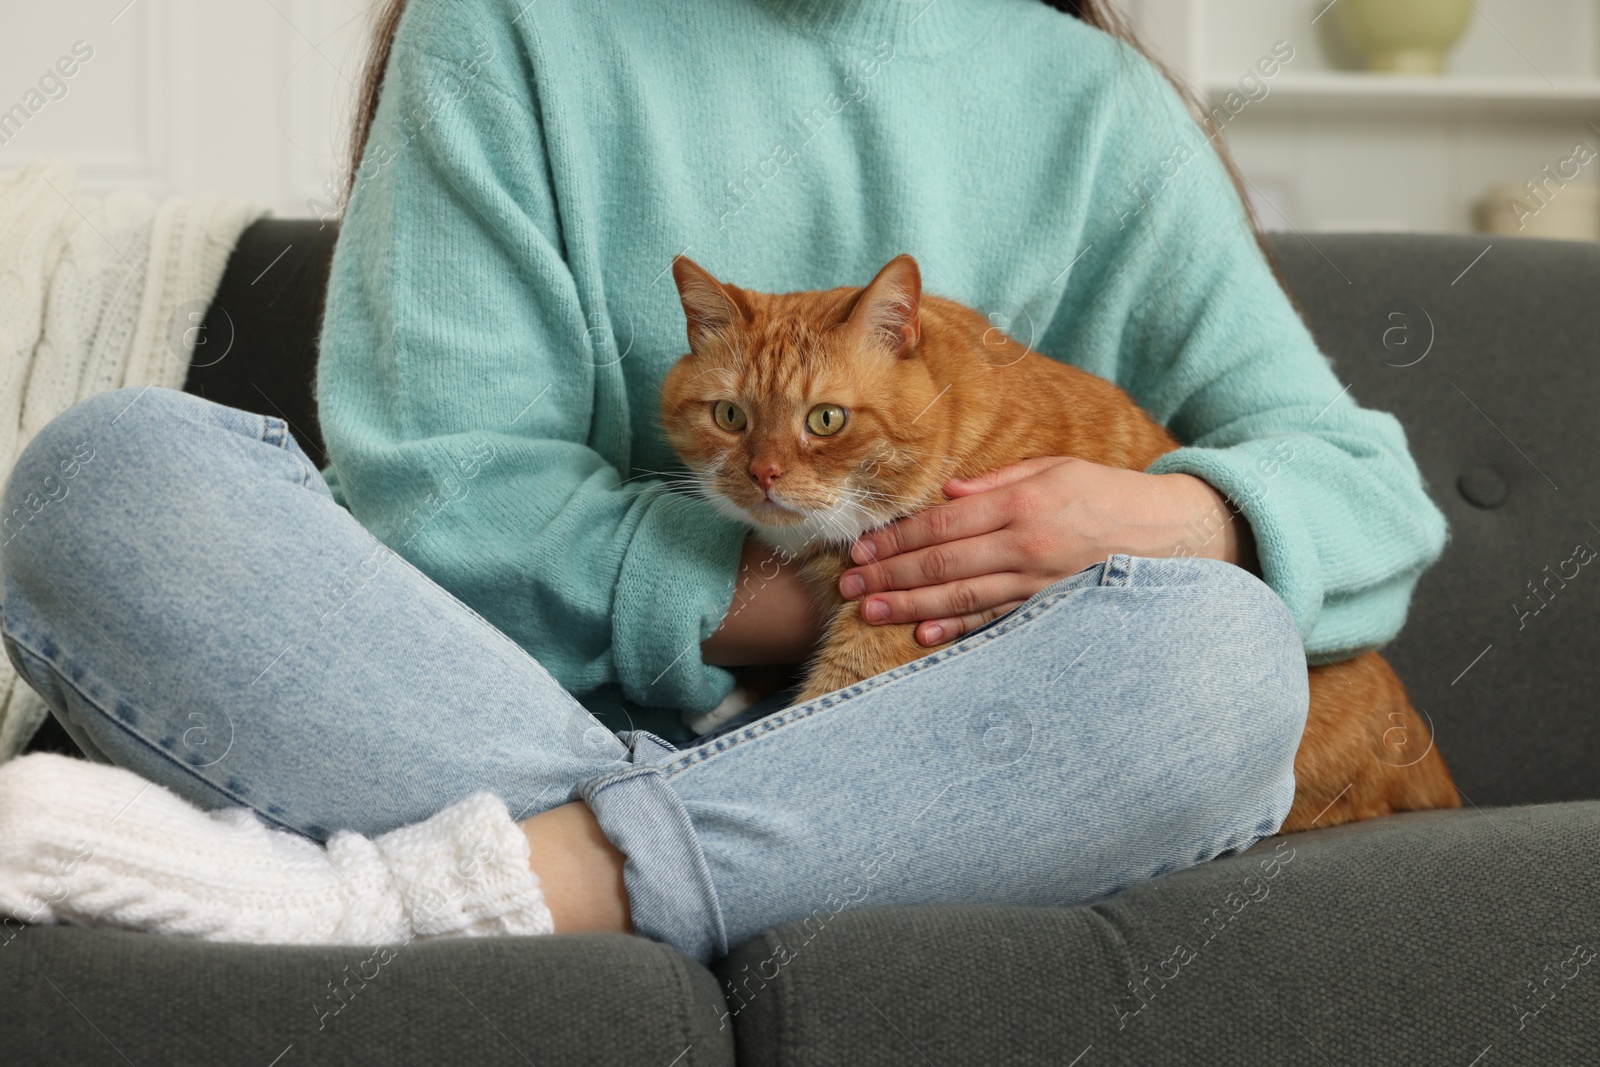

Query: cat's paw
left=684, top=685, right=761, bottom=736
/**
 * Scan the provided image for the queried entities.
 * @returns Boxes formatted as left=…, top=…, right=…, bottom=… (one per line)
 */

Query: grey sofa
left=4, top=223, right=1597, bottom=1065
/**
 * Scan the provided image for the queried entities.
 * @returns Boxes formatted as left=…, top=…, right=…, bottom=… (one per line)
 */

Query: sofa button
left=1458, top=465, right=1508, bottom=509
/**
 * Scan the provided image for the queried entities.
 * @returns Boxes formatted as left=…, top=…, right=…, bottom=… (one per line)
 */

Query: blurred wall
left=7, top=0, right=1596, bottom=235
left=0, top=0, right=373, bottom=218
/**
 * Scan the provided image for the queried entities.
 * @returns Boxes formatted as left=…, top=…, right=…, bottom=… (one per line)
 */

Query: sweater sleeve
left=313, top=7, right=747, bottom=712
left=1060, top=41, right=1449, bottom=662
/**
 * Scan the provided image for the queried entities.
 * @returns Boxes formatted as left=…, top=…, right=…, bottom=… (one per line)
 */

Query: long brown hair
left=343, top=0, right=1290, bottom=290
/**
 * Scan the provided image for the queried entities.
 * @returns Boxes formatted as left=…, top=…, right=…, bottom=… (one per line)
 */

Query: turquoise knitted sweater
left=314, top=0, right=1449, bottom=737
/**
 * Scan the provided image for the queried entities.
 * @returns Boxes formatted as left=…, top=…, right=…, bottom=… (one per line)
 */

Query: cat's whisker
left=681, top=488, right=730, bottom=508
left=850, top=485, right=930, bottom=504
left=852, top=493, right=911, bottom=532
left=857, top=483, right=964, bottom=511
left=651, top=475, right=724, bottom=503
left=813, top=511, right=851, bottom=547
left=838, top=498, right=878, bottom=538
left=619, top=468, right=701, bottom=487
left=658, top=481, right=708, bottom=498
left=849, top=487, right=938, bottom=514
left=635, top=480, right=711, bottom=498
left=868, top=442, right=944, bottom=461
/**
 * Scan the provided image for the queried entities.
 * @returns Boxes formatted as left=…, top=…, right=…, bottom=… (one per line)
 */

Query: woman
left=0, top=0, right=1445, bottom=964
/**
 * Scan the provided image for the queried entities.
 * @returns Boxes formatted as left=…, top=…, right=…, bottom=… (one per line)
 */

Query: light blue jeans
left=0, top=386, right=1308, bottom=964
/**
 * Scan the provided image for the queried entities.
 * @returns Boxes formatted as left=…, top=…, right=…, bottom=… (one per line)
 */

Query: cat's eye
left=806, top=404, right=847, bottom=436
left=712, top=400, right=747, bottom=432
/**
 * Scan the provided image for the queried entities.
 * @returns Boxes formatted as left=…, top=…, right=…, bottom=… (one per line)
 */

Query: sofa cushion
left=184, top=219, right=339, bottom=465
left=1, top=927, right=735, bottom=1067
left=1267, top=235, right=1600, bottom=808
left=718, top=801, right=1600, bottom=1065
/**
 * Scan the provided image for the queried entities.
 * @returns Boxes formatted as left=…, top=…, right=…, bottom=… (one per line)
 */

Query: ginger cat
left=660, top=253, right=1459, bottom=834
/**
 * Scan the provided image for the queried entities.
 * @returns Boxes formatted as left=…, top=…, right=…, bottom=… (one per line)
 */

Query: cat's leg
left=1277, top=652, right=1460, bottom=833
left=785, top=549, right=949, bottom=705
left=792, top=602, right=947, bottom=705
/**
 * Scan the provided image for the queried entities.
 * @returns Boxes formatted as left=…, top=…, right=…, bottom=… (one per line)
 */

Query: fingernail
left=924, top=624, right=944, bottom=644
left=851, top=539, right=876, bottom=564
left=840, top=574, right=864, bottom=598
left=863, top=599, right=889, bottom=622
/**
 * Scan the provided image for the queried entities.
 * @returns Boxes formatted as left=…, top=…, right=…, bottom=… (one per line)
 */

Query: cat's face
left=661, top=255, right=943, bottom=552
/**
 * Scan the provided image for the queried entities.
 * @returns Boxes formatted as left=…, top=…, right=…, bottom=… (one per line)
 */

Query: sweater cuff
left=611, top=484, right=749, bottom=713
left=1303, top=577, right=1420, bottom=665
left=1146, top=444, right=1322, bottom=647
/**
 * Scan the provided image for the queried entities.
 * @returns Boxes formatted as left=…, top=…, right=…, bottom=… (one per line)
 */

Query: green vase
left=1339, top=0, right=1473, bottom=74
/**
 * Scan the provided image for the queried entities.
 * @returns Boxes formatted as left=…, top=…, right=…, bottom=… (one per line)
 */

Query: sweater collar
left=758, top=0, right=1005, bottom=56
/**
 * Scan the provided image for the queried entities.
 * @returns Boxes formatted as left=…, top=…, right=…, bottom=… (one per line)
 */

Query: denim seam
left=259, top=415, right=316, bottom=488
left=581, top=763, right=670, bottom=797
left=652, top=573, right=1108, bottom=779
left=1, top=627, right=293, bottom=832
left=1181, top=819, right=1282, bottom=878
left=159, top=407, right=311, bottom=487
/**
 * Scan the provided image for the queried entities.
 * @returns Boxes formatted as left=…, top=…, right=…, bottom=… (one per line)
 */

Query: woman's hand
left=840, top=456, right=1258, bottom=646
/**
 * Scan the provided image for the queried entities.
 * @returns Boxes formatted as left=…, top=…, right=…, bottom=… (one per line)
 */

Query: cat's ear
left=845, top=254, right=922, bottom=359
left=672, top=256, right=747, bottom=349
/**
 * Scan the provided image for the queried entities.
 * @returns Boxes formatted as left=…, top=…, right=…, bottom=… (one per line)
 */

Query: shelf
left=1201, top=72, right=1600, bottom=120
left=1127, top=0, right=1600, bottom=233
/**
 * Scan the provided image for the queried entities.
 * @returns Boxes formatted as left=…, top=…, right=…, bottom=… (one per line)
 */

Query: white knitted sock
left=0, top=753, right=554, bottom=944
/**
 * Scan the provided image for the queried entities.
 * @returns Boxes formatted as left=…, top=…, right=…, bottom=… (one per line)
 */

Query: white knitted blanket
left=0, top=156, right=265, bottom=761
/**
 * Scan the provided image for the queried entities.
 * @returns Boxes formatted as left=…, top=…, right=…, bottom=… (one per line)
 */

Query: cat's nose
left=749, top=461, right=783, bottom=490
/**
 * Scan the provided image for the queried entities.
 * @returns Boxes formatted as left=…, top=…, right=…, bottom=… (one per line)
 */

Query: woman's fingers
left=914, top=599, right=1028, bottom=646
left=852, top=572, right=1037, bottom=629
left=851, top=487, right=1010, bottom=565
left=941, top=455, right=1072, bottom=498
left=840, top=531, right=1021, bottom=598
